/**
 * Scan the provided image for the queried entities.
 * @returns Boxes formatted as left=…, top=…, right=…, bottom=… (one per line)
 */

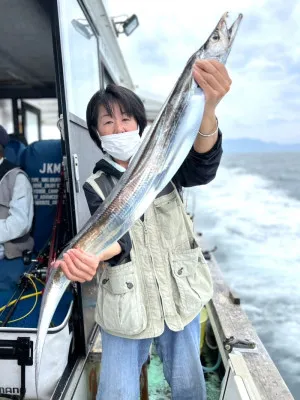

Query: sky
left=106, top=0, right=300, bottom=145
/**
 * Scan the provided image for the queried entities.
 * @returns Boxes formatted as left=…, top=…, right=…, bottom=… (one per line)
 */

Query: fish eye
left=211, top=32, right=220, bottom=41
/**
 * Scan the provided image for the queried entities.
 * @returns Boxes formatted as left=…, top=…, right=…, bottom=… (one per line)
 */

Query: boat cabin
left=0, top=0, right=137, bottom=398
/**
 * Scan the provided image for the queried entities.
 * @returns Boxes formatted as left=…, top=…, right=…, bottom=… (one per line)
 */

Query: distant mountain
left=223, top=138, right=300, bottom=153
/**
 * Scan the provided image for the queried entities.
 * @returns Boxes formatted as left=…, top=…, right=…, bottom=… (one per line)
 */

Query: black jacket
left=83, top=132, right=223, bottom=265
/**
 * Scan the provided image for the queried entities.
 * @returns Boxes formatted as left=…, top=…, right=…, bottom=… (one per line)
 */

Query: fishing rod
left=1, top=273, right=34, bottom=327
left=46, top=168, right=66, bottom=280
left=0, top=287, right=19, bottom=322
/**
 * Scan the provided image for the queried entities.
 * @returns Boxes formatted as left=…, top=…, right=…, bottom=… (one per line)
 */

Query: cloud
left=107, top=0, right=300, bottom=144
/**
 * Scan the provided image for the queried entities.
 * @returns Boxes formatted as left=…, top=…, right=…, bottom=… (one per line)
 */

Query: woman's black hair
left=86, top=84, right=147, bottom=151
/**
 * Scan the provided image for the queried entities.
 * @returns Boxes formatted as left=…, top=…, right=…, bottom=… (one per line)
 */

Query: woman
left=54, top=59, right=231, bottom=399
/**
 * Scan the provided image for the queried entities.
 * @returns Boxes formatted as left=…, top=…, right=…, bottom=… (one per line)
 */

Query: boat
left=0, top=0, right=294, bottom=399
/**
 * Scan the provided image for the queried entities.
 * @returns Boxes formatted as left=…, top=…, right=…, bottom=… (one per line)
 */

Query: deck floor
left=148, top=344, right=221, bottom=400
left=148, top=351, right=171, bottom=399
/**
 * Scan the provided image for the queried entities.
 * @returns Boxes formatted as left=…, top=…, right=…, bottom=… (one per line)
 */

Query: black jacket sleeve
left=173, top=130, right=223, bottom=188
left=83, top=182, right=132, bottom=266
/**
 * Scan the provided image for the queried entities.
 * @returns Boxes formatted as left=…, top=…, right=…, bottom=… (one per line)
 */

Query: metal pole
left=12, top=99, right=19, bottom=135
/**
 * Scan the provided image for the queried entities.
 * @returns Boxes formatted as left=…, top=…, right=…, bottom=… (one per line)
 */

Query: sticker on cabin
left=30, top=163, right=61, bottom=206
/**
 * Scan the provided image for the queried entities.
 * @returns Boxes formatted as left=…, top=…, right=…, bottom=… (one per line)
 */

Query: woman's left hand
left=192, top=60, right=232, bottom=113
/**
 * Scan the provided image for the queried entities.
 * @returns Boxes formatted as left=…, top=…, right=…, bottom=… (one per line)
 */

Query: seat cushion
left=20, top=140, right=62, bottom=252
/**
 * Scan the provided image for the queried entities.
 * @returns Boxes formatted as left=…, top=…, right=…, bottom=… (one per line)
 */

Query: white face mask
left=99, top=128, right=141, bottom=161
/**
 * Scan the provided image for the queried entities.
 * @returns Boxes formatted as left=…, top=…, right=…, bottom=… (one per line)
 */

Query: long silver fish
left=35, top=11, right=242, bottom=394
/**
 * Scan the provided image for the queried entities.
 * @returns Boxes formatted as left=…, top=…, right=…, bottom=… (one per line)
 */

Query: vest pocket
left=170, top=247, right=213, bottom=316
left=96, top=262, right=147, bottom=336
left=154, top=194, right=190, bottom=249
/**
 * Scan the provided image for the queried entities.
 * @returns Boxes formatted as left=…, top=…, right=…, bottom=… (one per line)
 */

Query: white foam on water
left=185, top=166, right=300, bottom=397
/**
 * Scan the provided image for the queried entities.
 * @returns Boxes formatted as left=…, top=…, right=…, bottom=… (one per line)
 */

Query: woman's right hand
left=52, top=248, right=101, bottom=283
left=52, top=242, right=122, bottom=283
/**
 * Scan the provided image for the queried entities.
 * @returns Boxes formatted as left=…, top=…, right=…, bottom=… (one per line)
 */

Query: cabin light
left=123, top=14, right=139, bottom=36
left=71, top=19, right=94, bottom=40
left=112, top=14, right=139, bottom=37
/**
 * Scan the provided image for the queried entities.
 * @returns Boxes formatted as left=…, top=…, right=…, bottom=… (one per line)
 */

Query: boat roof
left=0, top=0, right=135, bottom=99
left=0, top=0, right=55, bottom=99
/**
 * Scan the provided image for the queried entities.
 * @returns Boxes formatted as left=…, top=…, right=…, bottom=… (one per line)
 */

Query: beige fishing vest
left=87, top=170, right=213, bottom=339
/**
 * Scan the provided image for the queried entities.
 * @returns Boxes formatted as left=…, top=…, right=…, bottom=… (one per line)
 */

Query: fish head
left=200, top=12, right=243, bottom=63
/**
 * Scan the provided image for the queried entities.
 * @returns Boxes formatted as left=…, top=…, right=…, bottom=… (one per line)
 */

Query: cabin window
left=58, top=0, right=100, bottom=120
left=23, top=99, right=60, bottom=141
left=0, top=100, right=13, bottom=133
left=21, top=101, right=41, bottom=144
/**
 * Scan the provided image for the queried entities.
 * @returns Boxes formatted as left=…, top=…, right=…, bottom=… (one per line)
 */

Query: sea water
left=186, top=152, right=300, bottom=399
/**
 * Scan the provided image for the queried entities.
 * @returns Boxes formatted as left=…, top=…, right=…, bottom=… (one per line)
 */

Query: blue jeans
left=96, top=315, right=206, bottom=400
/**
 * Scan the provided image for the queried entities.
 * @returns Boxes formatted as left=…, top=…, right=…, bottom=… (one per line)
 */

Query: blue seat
left=4, top=139, right=26, bottom=166
left=20, top=140, right=62, bottom=252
